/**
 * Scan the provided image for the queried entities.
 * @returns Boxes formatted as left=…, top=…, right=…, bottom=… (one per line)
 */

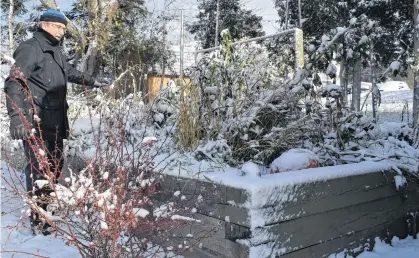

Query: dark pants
left=24, top=139, right=64, bottom=199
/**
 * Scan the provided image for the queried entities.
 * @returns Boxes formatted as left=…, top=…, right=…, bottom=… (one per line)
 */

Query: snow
left=1, top=162, right=183, bottom=257
left=1, top=163, right=81, bottom=258
left=359, top=35, right=369, bottom=45
left=389, top=61, right=401, bottom=72
left=394, top=175, right=407, bottom=190
left=34, top=180, right=49, bottom=189
left=360, top=88, right=412, bottom=122
left=326, top=63, right=337, bottom=77
left=324, top=84, right=342, bottom=98
left=1, top=55, right=15, bottom=65
left=171, top=215, right=201, bottom=223
left=38, top=148, right=45, bottom=156
left=377, top=81, right=408, bottom=91
left=241, top=161, right=261, bottom=177
left=331, top=235, right=419, bottom=258
left=142, top=136, right=158, bottom=144
left=133, top=208, right=150, bottom=218
left=71, top=118, right=101, bottom=137
left=102, top=171, right=109, bottom=180
left=349, top=18, right=357, bottom=24
left=270, top=149, right=318, bottom=173
left=173, top=190, right=181, bottom=197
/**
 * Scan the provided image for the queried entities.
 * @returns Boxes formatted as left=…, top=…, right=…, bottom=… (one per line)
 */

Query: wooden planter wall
left=155, top=166, right=419, bottom=258
left=66, top=157, right=419, bottom=257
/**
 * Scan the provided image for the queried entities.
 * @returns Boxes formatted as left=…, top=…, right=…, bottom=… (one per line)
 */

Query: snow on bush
left=1, top=64, right=211, bottom=257
left=181, top=28, right=419, bottom=178
left=270, top=149, right=318, bottom=173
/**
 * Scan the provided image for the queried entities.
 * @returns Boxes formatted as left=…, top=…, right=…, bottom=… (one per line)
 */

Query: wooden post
left=294, top=28, right=304, bottom=69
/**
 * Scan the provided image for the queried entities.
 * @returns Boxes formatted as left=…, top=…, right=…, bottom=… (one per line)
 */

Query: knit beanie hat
left=40, top=9, right=67, bottom=25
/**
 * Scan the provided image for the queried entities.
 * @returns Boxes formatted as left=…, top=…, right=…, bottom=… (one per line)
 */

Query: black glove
left=9, top=117, right=29, bottom=140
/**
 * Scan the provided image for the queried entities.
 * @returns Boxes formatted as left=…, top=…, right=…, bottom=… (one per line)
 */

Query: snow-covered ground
left=340, top=80, right=413, bottom=123
left=361, top=89, right=412, bottom=123
left=1, top=163, right=81, bottom=258
left=0, top=64, right=10, bottom=89
left=331, top=235, right=419, bottom=258
left=0, top=162, right=182, bottom=258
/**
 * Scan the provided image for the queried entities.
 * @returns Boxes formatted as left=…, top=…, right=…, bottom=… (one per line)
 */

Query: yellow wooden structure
left=147, top=75, right=191, bottom=101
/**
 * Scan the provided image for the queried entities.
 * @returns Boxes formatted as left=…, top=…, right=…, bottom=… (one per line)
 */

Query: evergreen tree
left=276, top=0, right=414, bottom=113
left=1, top=0, right=30, bottom=52
left=276, top=0, right=413, bottom=74
left=188, top=0, right=265, bottom=49
left=64, top=0, right=174, bottom=97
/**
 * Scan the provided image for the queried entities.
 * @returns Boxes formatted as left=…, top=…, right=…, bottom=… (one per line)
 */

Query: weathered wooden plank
left=250, top=170, right=395, bottom=209
left=196, top=172, right=397, bottom=228
left=154, top=174, right=250, bottom=226
left=155, top=174, right=249, bottom=205
left=197, top=203, right=249, bottom=227
left=280, top=215, right=415, bottom=258
left=153, top=213, right=249, bottom=258
left=255, top=183, right=399, bottom=226
left=225, top=222, right=251, bottom=241
left=251, top=192, right=419, bottom=251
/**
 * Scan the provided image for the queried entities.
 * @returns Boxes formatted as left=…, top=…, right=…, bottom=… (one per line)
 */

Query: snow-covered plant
left=151, top=80, right=180, bottom=127
left=313, top=112, right=419, bottom=172
left=194, top=137, right=231, bottom=163
left=187, top=31, right=323, bottom=165
left=223, top=69, right=324, bottom=165
left=1, top=66, right=208, bottom=258
left=191, top=30, right=285, bottom=140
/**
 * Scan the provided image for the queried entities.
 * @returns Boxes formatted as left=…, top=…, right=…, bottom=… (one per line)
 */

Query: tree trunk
left=8, top=0, right=14, bottom=55
left=160, top=17, right=167, bottom=90
left=414, top=0, right=419, bottom=126
left=370, top=40, right=378, bottom=121
left=352, top=59, right=362, bottom=112
left=339, top=59, right=347, bottom=107
left=86, top=40, right=99, bottom=76
left=284, top=0, right=290, bottom=29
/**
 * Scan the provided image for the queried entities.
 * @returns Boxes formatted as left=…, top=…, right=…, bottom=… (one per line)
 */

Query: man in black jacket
left=4, top=9, right=106, bottom=232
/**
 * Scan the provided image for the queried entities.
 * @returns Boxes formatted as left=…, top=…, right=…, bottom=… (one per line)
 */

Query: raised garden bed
left=154, top=161, right=419, bottom=257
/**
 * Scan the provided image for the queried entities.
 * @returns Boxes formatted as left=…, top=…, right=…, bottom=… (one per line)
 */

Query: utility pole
left=160, top=15, right=167, bottom=90
left=370, top=40, right=377, bottom=120
left=285, top=0, right=289, bottom=29
left=298, top=0, right=302, bottom=28
left=180, top=10, right=184, bottom=84
left=215, top=0, right=220, bottom=47
left=414, top=0, right=419, bottom=126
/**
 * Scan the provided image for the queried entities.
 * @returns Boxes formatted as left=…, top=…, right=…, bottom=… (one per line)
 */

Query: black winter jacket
left=4, top=29, right=95, bottom=140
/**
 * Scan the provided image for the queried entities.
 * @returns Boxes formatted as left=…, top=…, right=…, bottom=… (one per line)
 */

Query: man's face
left=42, top=21, right=66, bottom=41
